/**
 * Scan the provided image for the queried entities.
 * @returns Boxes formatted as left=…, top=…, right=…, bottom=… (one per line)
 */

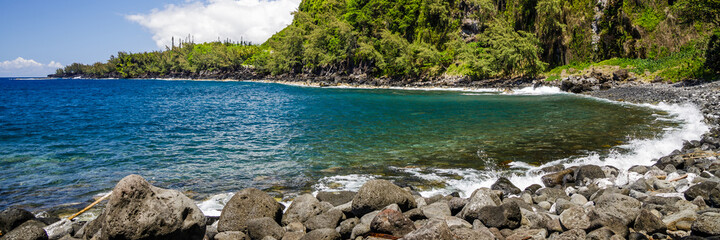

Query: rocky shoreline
left=2, top=77, right=720, bottom=240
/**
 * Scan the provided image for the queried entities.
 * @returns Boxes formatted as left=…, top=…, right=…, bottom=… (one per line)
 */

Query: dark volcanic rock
left=474, top=202, right=521, bottom=229
left=692, top=212, right=720, bottom=236
left=316, top=191, right=356, bottom=206
left=299, top=228, right=340, bottom=240
left=351, top=180, right=416, bottom=217
left=0, top=208, right=35, bottom=234
left=491, top=177, right=521, bottom=197
left=282, top=194, right=326, bottom=225
left=633, top=209, right=665, bottom=234
left=370, top=209, right=416, bottom=237
left=685, top=181, right=719, bottom=204
left=246, top=217, right=285, bottom=240
left=304, top=209, right=343, bottom=231
left=402, top=219, right=454, bottom=240
left=218, top=188, right=283, bottom=233
left=0, top=220, right=48, bottom=240
left=459, top=188, right=502, bottom=221
left=574, top=165, right=606, bottom=185
left=85, top=174, right=206, bottom=240
left=541, top=168, right=574, bottom=188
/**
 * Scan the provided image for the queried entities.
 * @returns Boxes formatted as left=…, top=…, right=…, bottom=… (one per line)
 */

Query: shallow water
left=0, top=78, right=686, bottom=210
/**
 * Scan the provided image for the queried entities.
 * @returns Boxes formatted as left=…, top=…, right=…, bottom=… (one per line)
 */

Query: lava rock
left=559, top=206, right=590, bottom=230
left=459, top=188, right=502, bottom=221
left=633, top=209, right=666, bottom=234
left=691, top=212, right=720, bottom=236
left=589, top=193, right=641, bottom=228
left=246, top=217, right=285, bottom=240
left=574, top=165, right=606, bottom=185
left=491, top=177, right=521, bottom=197
left=474, top=202, right=521, bottom=229
left=0, top=208, right=35, bottom=234
left=0, top=220, right=48, bottom=240
left=370, top=209, right=416, bottom=237
left=214, top=231, right=248, bottom=240
left=351, top=180, right=416, bottom=217
left=85, top=174, right=206, bottom=240
left=555, top=229, right=586, bottom=240
left=299, top=228, right=340, bottom=240
left=316, top=191, right=356, bottom=207
left=335, top=218, right=358, bottom=239
left=421, top=201, right=451, bottom=219
left=282, top=194, right=326, bottom=225
left=402, top=219, right=454, bottom=240
left=219, top=188, right=283, bottom=233
left=304, top=209, right=343, bottom=231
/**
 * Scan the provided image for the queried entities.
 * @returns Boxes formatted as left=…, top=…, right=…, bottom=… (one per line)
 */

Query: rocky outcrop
left=83, top=174, right=206, bottom=240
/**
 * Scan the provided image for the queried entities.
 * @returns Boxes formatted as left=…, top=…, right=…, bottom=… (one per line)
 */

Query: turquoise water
left=0, top=78, right=679, bottom=210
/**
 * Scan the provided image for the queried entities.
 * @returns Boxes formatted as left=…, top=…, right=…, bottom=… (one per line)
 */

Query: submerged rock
left=84, top=174, right=206, bottom=240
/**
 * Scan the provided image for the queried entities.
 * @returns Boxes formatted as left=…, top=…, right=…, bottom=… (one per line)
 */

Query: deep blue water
left=0, top=78, right=676, bottom=210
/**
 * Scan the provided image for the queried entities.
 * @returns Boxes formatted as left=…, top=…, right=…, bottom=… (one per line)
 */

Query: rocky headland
left=2, top=76, right=720, bottom=240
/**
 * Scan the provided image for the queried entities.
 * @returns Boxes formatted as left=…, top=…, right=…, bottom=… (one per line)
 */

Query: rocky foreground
left=2, top=79, right=720, bottom=240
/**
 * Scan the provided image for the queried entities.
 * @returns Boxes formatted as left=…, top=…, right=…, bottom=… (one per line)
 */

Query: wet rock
left=633, top=209, right=665, bottom=234
left=474, top=202, right=521, bottom=229
left=247, top=217, right=285, bottom=240
left=402, top=219, right=454, bottom=240
left=574, top=165, right=606, bottom=185
left=316, top=191, right=356, bottom=207
left=298, top=228, right=339, bottom=240
left=0, top=208, right=35, bottom=234
left=304, top=209, right=343, bottom=231
left=691, top=212, right=720, bottom=236
left=460, top=188, right=502, bottom=221
left=282, top=194, right=326, bottom=225
left=43, top=219, right=72, bottom=240
left=335, top=218, right=358, bottom=239
left=554, top=229, right=585, bottom=240
left=351, top=180, right=416, bottom=217
left=0, top=220, right=48, bottom=240
left=559, top=206, right=590, bottom=230
left=219, top=188, right=282, bottom=233
left=541, top=169, right=574, bottom=188
left=421, top=201, right=451, bottom=219
left=369, top=209, right=415, bottom=237
left=491, top=177, right=521, bottom=197
left=87, top=174, right=206, bottom=240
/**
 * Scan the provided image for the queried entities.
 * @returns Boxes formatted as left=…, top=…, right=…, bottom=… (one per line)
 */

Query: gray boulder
left=282, top=194, right=326, bottom=226
left=421, top=201, right=451, bottom=219
left=351, top=180, right=416, bottom=217
left=316, top=191, right=356, bottom=206
left=633, top=209, right=665, bottom=234
left=534, top=188, right=569, bottom=203
left=459, top=188, right=501, bottom=221
left=402, top=219, right=454, bottom=240
left=448, top=197, right=467, bottom=215
left=589, top=193, right=641, bottom=228
left=491, top=177, right=521, bottom=197
left=574, top=165, right=606, bottom=185
left=304, top=209, right=343, bottom=231
left=246, top=217, right=285, bottom=240
left=0, top=208, right=35, bottom=234
left=0, top=220, right=48, bottom=240
left=218, top=188, right=283, bottom=232
left=299, top=228, right=339, bottom=240
left=684, top=181, right=718, bottom=201
left=474, top=202, right=521, bottom=229
left=370, top=209, right=415, bottom=237
left=85, top=174, right=206, bottom=240
left=691, top=212, right=720, bottom=236
left=559, top=206, right=590, bottom=230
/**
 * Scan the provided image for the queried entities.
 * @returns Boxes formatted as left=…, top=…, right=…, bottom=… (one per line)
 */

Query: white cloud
left=127, top=0, right=301, bottom=48
left=0, top=57, right=64, bottom=77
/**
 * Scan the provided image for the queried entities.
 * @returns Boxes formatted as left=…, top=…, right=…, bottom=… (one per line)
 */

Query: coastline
left=3, top=77, right=720, bottom=239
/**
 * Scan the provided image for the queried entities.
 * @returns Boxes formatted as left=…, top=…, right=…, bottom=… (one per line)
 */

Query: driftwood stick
left=670, top=174, right=689, bottom=182
left=67, top=192, right=112, bottom=220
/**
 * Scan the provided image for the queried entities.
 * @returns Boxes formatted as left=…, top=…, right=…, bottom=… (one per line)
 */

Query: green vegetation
left=55, top=0, right=719, bottom=82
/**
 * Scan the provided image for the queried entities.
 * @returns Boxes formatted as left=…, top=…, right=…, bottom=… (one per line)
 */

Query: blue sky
left=0, top=0, right=300, bottom=77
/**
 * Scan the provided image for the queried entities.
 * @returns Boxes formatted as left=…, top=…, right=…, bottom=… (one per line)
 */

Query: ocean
left=0, top=78, right=707, bottom=215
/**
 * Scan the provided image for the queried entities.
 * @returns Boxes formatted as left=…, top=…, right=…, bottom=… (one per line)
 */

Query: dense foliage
left=55, top=0, right=719, bottom=82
